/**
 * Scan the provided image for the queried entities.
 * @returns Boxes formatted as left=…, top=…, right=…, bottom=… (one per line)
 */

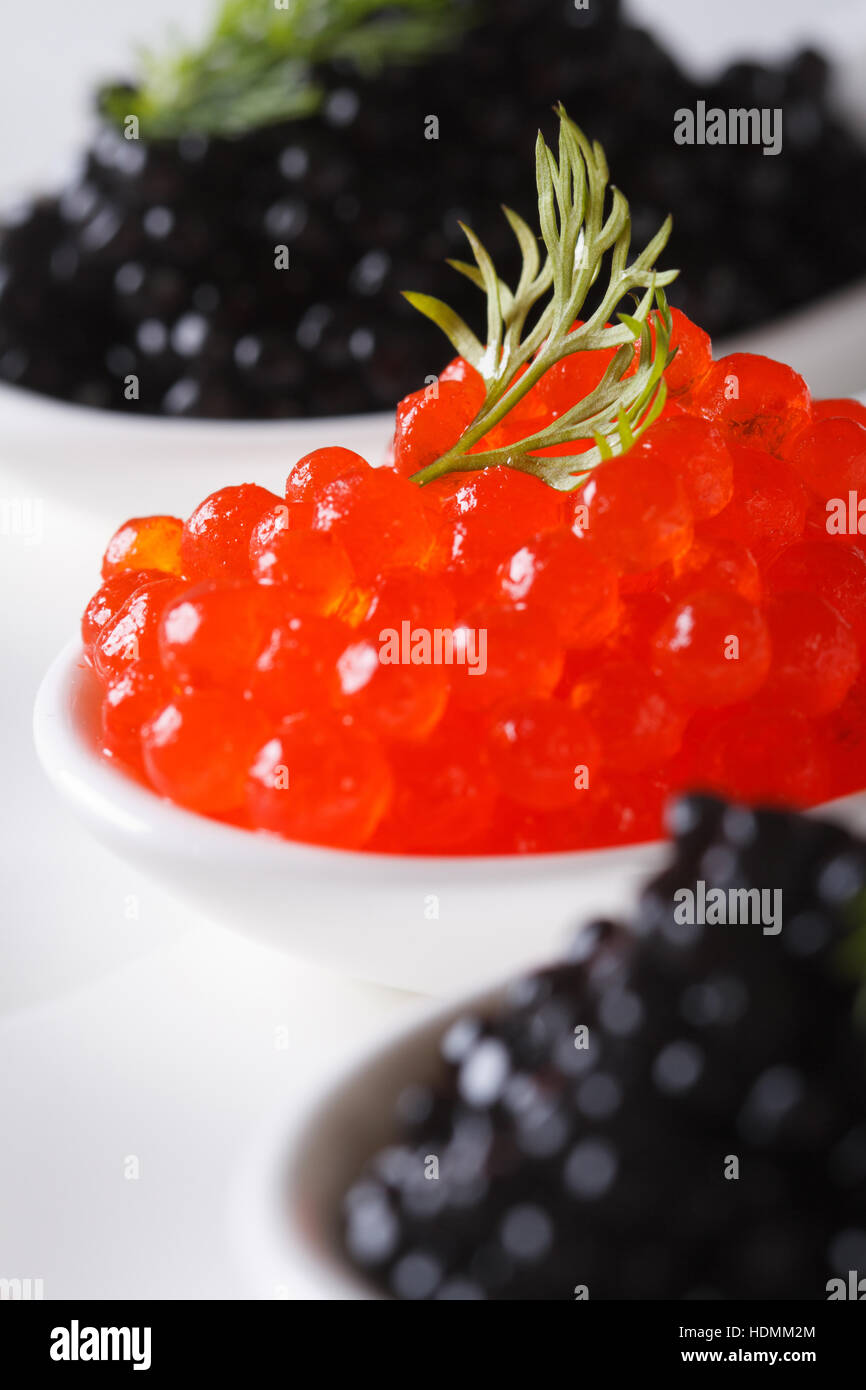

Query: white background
left=1, top=0, right=865, bottom=1300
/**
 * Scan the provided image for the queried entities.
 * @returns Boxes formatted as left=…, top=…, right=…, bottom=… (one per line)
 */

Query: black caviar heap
left=341, top=796, right=866, bottom=1299
left=1, top=0, right=865, bottom=417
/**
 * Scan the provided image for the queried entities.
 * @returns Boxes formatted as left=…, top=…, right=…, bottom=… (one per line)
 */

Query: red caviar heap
left=81, top=328, right=866, bottom=853
left=79, top=110, right=866, bottom=854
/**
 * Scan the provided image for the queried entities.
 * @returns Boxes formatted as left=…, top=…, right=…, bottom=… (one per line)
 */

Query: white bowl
left=33, top=640, right=670, bottom=995
left=231, top=983, right=504, bottom=1299
left=33, top=639, right=866, bottom=995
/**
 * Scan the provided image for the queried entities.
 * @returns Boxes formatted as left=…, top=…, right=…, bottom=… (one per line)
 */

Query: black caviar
left=1, top=0, right=864, bottom=417
left=341, top=796, right=866, bottom=1299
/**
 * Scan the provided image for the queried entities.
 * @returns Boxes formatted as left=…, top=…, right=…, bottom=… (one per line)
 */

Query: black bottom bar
left=2, top=1298, right=862, bottom=1374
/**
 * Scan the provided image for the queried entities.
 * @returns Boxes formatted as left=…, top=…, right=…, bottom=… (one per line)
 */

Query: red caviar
left=651, top=590, right=772, bottom=708
left=82, top=568, right=165, bottom=657
left=663, top=307, right=713, bottom=396
left=701, top=444, right=808, bottom=565
left=93, top=576, right=187, bottom=684
left=249, top=512, right=353, bottom=615
left=142, top=692, right=270, bottom=815
left=246, top=714, right=392, bottom=848
left=80, top=309, right=866, bottom=851
left=572, top=455, right=693, bottom=573
left=496, top=529, right=619, bottom=648
left=102, top=516, right=183, bottom=578
left=181, top=484, right=284, bottom=580
left=311, top=466, right=435, bottom=581
left=788, top=418, right=866, bottom=504
left=691, top=352, right=812, bottom=454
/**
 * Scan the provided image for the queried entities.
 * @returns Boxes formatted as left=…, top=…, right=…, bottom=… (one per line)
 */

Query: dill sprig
left=405, top=105, right=679, bottom=492
left=100, top=0, right=471, bottom=139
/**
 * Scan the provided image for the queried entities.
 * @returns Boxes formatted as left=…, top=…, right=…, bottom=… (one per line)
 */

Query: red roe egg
left=82, top=569, right=164, bottom=657
left=664, top=307, right=712, bottom=396
left=284, top=446, right=371, bottom=523
left=335, top=637, right=450, bottom=741
left=802, top=495, right=835, bottom=542
left=587, top=772, right=671, bottom=848
left=159, top=580, right=277, bottom=692
left=486, top=698, right=600, bottom=812
left=569, top=659, right=686, bottom=771
left=572, top=455, right=693, bottom=573
left=812, top=398, right=866, bottom=429
left=604, top=590, right=673, bottom=663
left=787, top=418, right=866, bottom=504
left=101, top=515, right=183, bottom=579
left=359, top=567, right=456, bottom=637
left=483, top=792, right=603, bottom=855
left=392, top=378, right=482, bottom=477
left=449, top=605, right=564, bottom=713
left=635, top=417, right=733, bottom=520
left=101, top=661, right=170, bottom=766
left=246, top=713, right=392, bottom=849
left=93, top=576, right=187, bottom=685
left=651, top=590, right=771, bottom=708
left=250, top=615, right=347, bottom=720
left=181, top=483, right=283, bottom=580
left=370, top=714, right=497, bottom=854
left=143, top=692, right=271, bottom=814
left=676, top=705, right=828, bottom=808
left=702, top=444, right=807, bottom=565
left=767, top=540, right=866, bottom=646
left=617, top=566, right=665, bottom=597
left=438, top=355, right=486, bottom=397
left=250, top=508, right=354, bottom=614
left=691, top=352, right=812, bottom=454
left=496, top=528, right=618, bottom=648
left=666, top=538, right=761, bottom=604
left=423, top=465, right=564, bottom=577
left=312, top=467, right=434, bottom=581
left=757, top=592, right=859, bottom=717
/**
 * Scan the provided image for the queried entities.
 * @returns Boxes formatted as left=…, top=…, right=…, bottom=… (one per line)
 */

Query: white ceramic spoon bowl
left=33, top=639, right=866, bottom=995
left=231, top=983, right=504, bottom=1299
